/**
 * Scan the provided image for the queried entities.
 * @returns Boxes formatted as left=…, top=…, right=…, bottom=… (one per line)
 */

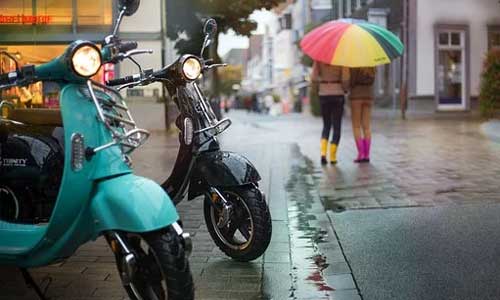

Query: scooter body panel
left=189, top=151, right=261, bottom=198
left=90, top=174, right=179, bottom=233
left=0, top=83, right=178, bottom=267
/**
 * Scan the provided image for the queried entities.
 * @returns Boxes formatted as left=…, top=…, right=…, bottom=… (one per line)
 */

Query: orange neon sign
left=0, top=15, right=52, bottom=24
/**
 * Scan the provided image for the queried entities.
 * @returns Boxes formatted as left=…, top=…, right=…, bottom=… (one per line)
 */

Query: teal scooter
left=0, top=1, right=194, bottom=299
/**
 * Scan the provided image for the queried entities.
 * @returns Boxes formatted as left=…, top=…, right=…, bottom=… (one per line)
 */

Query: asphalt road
left=331, top=204, right=500, bottom=300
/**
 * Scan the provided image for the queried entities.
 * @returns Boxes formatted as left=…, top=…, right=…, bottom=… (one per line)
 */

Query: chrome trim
left=171, top=222, right=193, bottom=257
left=0, top=100, right=15, bottom=113
left=172, top=222, right=183, bottom=236
left=192, top=83, right=217, bottom=125
left=86, top=80, right=150, bottom=155
left=70, top=133, right=85, bottom=171
left=195, top=118, right=232, bottom=135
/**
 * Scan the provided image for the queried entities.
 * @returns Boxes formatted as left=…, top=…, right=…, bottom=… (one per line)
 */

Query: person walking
left=311, top=61, right=350, bottom=165
left=349, top=67, right=376, bottom=163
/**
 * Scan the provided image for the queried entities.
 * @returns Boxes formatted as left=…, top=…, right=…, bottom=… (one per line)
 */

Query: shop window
left=450, top=32, right=461, bottom=46
left=36, top=0, right=73, bottom=25
left=77, top=0, right=113, bottom=26
left=0, top=45, right=103, bottom=109
left=0, top=0, right=32, bottom=16
left=280, top=13, right=292, bottom=30
left=488, top=28, right=500, bottom=50
left=438, top=32, right=462, bottom=47
left=439, top=33, right=449, bottom=46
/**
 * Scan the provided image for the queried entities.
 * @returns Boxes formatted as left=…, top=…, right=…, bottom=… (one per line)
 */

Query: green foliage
left=272, top=93, right=281, bottom=103
left=479, top=49, right=500, bottom=118
left=218, top=65, right=242, bottom=96
left=166, top=0, right=284, bottom=97
left=310, top=81, right=321, bottom=116
left=167, top=0, right=284, bottom=57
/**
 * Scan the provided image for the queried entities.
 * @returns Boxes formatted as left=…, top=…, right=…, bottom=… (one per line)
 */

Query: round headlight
left=182, top=57, right=202, bottom=80
left=71, top=44, right=102, bottom=77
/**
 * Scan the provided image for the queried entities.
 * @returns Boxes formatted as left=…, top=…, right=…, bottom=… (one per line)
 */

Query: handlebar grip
left=117, top=41, right=138, bottom=53
left=0, top=72, right=17, bottom=85
left=106, top=75, right=135, bottom=86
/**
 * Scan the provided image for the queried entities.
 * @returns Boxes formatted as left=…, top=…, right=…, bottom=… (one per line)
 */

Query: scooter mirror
left=203, top=19, right=218, bottom=38
left=118, top=0, right=140, bottom=16
left=200, top=19, right=217, bottom=57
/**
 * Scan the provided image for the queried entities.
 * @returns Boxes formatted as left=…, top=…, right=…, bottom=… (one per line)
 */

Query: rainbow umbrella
left=300, top=19, right=404, bottom=67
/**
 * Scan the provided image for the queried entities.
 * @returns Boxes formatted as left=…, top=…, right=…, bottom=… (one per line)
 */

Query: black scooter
left=107, top=19, right=272, bottom=262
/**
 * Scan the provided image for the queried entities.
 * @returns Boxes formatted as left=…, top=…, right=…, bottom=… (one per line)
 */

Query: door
left=435, top=29, right=468, bottom=111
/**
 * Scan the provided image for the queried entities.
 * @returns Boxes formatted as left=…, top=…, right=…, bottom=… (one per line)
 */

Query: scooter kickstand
left=20, top=268, right=50, bottom=300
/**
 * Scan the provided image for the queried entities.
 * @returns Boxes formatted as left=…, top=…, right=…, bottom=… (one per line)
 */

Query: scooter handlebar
left=116, top=41, right=138, bottom=53
left=0, top=71, right=18, bottom=87
left=106, top=75, right=137, bottom=86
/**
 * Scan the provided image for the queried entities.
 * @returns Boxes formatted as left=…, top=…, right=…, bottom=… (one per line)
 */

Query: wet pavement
left=2, top=107, right=500, bottom=299
left=330, top=205, right=500, bottom=300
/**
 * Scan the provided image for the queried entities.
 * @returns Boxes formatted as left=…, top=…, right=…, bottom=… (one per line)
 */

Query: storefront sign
left=0, top=15, right=52, bottom=25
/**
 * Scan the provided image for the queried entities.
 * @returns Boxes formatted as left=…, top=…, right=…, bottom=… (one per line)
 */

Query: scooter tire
left=122, top=227, right=194, bottom=300
left=204, top=186, right=272, bottom=262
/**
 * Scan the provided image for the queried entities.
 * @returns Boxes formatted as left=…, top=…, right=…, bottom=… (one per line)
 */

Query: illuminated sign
left=0, top=15, right=52, bottom=25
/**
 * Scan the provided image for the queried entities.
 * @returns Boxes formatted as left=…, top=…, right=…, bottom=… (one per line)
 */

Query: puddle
left=285, top=146, right=337, bottom=299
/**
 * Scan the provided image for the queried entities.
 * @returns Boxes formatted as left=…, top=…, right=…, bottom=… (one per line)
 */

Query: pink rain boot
left=362, top=138, right=371, bottom=163
left=354, top=138, right=365, bottom=163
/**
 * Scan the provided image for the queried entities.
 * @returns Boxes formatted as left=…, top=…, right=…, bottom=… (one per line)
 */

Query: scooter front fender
left=189, top=151, right=261, bottom=199
left=91, top=174, right=179, bottom=233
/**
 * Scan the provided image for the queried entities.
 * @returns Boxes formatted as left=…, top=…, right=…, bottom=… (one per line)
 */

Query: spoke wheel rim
left=127, top=235, right=168, bottom=300
left=210, top=191, right=254, bottom=251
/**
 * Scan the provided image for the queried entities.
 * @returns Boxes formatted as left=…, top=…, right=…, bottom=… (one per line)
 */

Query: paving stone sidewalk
left=0, top=124, right=349, bottom=300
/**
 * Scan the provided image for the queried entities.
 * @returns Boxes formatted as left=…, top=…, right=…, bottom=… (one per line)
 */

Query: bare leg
left=361, top=100, right=372, bottom=139
left=350, top=101, right=362, bottom=140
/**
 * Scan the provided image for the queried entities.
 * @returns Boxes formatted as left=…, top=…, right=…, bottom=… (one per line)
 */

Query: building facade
left=0, top=0, right=168, bottom=106
left=344, top=0, right=500, bottom=112
left=410, top=0, right=500, bottom=112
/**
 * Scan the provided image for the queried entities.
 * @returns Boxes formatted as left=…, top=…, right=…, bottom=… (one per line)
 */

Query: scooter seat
left=0, top=221, right=47, bottom=256
left=7, top=108, right=62, bottom=126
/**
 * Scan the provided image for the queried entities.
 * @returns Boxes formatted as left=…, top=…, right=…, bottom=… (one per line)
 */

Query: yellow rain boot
left=320, top=139, right=328, bottom=165
left=330, top=143, right=338, bottom=165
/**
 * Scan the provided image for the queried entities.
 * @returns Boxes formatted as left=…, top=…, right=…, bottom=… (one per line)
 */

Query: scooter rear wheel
left=204, top=186, right=272, bottom=262
left=117, top=227, right=194, bottom=300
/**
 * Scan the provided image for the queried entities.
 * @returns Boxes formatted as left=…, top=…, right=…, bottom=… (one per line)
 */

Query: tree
left=167, top=0, right=284, bottom=57
left=166, top=0, right=285, bottom=97
left=218, top=65, right=243, bottom=96
left=479, top=49, right=500, bottom=117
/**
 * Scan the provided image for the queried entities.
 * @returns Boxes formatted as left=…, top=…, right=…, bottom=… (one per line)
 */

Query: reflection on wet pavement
left=285, top=145, right=359, bottom=300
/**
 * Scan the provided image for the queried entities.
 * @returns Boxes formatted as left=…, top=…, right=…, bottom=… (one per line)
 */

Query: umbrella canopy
left=300, top=19, right=404, bottom=67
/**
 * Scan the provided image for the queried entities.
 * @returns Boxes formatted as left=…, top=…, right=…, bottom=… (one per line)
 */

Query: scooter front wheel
left=113, top=227, right=194, bottom=300
left=204, top=186, right=272, bottom=262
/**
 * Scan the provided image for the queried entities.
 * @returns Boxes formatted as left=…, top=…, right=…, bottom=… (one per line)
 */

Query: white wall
left=416, top=0, right=500, bottom=97
left=118, top=40, right=163, bottom=96
left=119, top=0, right=161, bottom=33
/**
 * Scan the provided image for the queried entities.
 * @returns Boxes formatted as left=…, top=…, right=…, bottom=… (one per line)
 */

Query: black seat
left=7, top=109, right=62, bottom=126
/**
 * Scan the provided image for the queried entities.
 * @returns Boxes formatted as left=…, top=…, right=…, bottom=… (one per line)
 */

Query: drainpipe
left=400, top=0, right=409, bottom=120
left=160, top=0, right=170, bottom=130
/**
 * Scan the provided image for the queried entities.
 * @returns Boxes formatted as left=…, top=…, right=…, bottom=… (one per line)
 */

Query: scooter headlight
left=181, top=56, right=202, bottom=81
left=71, top=43, right=102, bottom=78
